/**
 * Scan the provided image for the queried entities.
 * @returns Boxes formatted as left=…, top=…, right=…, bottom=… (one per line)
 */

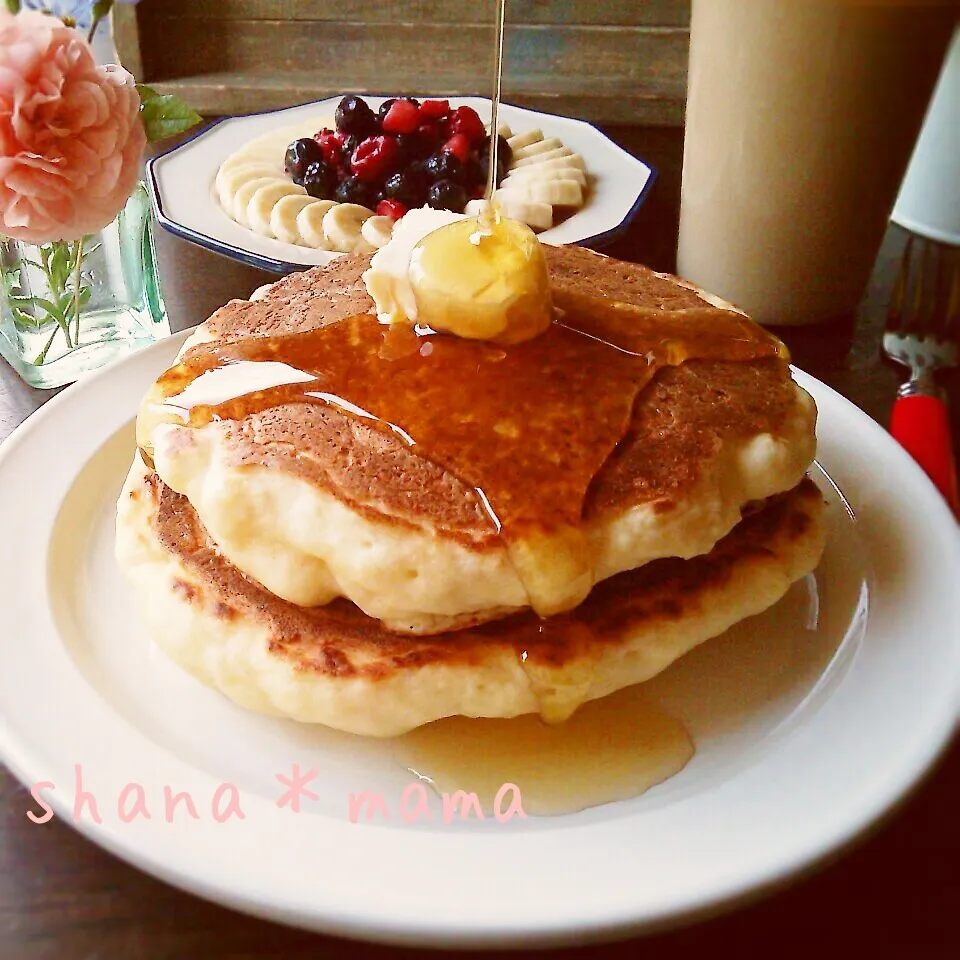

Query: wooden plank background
left=116, top=0, right=691, bottom=124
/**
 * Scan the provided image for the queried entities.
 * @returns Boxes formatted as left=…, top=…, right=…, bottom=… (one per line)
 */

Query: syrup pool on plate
left=385, top=465, right=865, bottom=818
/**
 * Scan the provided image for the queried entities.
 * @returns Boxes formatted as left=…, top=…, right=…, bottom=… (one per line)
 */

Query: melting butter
left=409, top=212, right=553, bottom=344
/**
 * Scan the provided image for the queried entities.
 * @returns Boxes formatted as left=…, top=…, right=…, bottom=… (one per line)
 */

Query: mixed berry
left=283, top=95, right=513, bottom=220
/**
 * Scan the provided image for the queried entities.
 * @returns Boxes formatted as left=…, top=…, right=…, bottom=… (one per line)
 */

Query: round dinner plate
left=0, top=332, right=958, bottom=948
left=147, top=96, right=656, bottom=274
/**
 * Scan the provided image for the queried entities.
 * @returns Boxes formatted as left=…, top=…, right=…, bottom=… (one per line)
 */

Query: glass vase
left=0, top=182, right=170, bottom=390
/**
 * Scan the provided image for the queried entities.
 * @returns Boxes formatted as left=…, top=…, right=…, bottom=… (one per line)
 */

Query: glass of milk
left=676, top=0, right=958, bottom=326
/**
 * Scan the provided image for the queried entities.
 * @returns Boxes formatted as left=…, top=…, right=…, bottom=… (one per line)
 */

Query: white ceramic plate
left=147, top=97, right=656, bottom=274
left=0, top=334, right=958, bottom=948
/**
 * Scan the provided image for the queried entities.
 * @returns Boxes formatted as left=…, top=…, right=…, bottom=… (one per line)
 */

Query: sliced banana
left=218, top=119, right=327, bottom=174
left=506, top=129, right=543, bottom=151
left=497, top=179, right=582, bottom=207
left=216, top=163, right=277, bottom=212
left=512, top=146, right=577, bottom=169
left=323, top=203, right=374, bottom=253
left=469, top=197, right=554, bottom=231
left=494, top=197, right=554, bottom=231
left=270, top=194, right=319, bottom=245
left=232, top=177, right=282, bottom=227
left=248, top=181, right=307, bottom=238
left=512, top=137, right=565, bottom=161
left=297, top=200, right=338, bottom=248
left=508, top=148, right=587, bottom=177
left=502, top=155, right=587, bottom=179
left=500, top=166, right=587, bottom=189
left=360, top=215, right=396, bottom=249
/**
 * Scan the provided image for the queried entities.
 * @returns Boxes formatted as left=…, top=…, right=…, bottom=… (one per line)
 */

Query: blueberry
left=284, top=138, right=323, bottom=184
left=426, top=179, right=467, bottom=213
left=478, top=151, right=508, bottom=188
left=479, top=134, right=513, bottom=168
left=334, top=175, right=377, bottom=208
left=463, top=156, right=485, bottom=188
left=384, top=168, right=428, bottom=207
left=377, top=98, right=397, bottom=124
left=335, top=96, right=378, bottom=137
left=422, top=152, right=464, bottom=184
left=395, top=133, right=426, bottom=164
left=302, top=160, right=336, bottom=199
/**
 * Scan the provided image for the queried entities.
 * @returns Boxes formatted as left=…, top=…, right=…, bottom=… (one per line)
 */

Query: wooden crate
left=113, top=0, right=690, bottom=125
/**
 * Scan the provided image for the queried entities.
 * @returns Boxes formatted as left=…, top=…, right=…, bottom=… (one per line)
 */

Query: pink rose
left=0, top=10, right=146, bottom=244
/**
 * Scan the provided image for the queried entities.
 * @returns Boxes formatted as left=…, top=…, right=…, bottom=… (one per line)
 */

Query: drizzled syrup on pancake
left=152, top=293, right=784, bottom=531
left=143, top=290, right=786, bottom=626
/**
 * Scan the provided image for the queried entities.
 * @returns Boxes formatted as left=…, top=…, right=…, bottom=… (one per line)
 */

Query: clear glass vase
left=0, top=182, right=170, bottom=390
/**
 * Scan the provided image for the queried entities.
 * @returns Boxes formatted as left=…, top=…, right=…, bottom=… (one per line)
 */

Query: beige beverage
left=677, top=0, right=958, bottom=326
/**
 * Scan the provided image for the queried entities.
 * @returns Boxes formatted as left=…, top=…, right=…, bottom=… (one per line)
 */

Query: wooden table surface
left=0, top=127, right=957, bottom=958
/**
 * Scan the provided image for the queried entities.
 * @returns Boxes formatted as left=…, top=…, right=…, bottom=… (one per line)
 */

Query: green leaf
left=92, top=0, right=114, bottom=19
left=3, top=1, right=21, bottom=15
left=136, top=84, right=161, bottom=103
left=13, top=310, right=41, bottom=332
left=31, top=297, right=66, bottom=322
left=137, top=87, right=203, bottom=143
left=49, top=243, right=70, bottom=289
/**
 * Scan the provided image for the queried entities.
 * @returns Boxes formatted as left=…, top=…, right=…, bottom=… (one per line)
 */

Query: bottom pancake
left=115, top=455, right=826, bottom=736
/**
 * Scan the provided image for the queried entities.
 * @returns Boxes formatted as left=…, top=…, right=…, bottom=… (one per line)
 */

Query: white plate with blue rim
left=0, top=326, right=958, bottom=946
left=146, top=96, right=656, bottom=274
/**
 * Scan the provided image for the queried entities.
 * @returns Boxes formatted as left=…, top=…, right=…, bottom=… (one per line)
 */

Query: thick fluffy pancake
left=140, top=248, right=817, bottom=632
left=115, top=456, right=826, bottom=736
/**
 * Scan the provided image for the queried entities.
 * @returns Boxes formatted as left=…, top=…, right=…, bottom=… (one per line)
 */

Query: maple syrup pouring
left=480, top=0, right=507, bottom=231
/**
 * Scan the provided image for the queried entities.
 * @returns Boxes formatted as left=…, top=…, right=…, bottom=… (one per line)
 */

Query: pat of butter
left=362, top=207, right=466, bottom=325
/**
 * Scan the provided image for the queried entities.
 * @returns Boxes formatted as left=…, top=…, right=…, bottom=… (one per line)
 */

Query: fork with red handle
left=883, top=234, right=959, bottom=516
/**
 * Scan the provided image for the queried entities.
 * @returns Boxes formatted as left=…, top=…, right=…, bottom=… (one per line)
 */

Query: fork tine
left=944, top=246, right=960, bottom=340
left=911, top=233, right=934, bottom=335
left=888, top=232, right=912, bottom=332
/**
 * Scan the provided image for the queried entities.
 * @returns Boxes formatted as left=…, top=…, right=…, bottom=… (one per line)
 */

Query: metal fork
left=883, top=233, right=959, bottom=515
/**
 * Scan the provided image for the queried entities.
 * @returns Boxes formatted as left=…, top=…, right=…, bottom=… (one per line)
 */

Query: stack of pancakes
left=116, top=245, right=825, bottom=737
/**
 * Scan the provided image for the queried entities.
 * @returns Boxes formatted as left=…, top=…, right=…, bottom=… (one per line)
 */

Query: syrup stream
left=480, top=0, right=507, bottom=235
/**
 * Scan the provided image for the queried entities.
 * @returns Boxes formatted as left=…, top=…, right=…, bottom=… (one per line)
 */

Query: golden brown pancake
left=134, top=247, right=817, bottom=631
left=116, top=455, right=825, bottom=736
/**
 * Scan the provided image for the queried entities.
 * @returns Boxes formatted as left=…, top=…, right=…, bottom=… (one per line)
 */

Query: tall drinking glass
left=677, top=0, right=958, bottom=326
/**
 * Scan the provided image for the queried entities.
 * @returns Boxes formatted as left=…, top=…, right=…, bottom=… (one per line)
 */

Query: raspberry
left=314, top=128, right=341, bottom=166
left=446, top=105, right=486, bottom=144
left=377, top=198, right=408, bottom=220
left=350, top=135, right=402, bottom=183
left=441, top=133, right=472, bottom=164
left=382, top=99, right=420, bottom=135
left=418, top=99, right=450, bottom=122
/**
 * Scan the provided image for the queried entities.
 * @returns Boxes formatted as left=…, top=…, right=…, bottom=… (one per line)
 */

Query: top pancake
left=141, top=245, right=817, bottom=631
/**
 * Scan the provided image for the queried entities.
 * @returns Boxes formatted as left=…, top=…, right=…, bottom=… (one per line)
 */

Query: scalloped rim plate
left=147, top=96, right=656, bottom=274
